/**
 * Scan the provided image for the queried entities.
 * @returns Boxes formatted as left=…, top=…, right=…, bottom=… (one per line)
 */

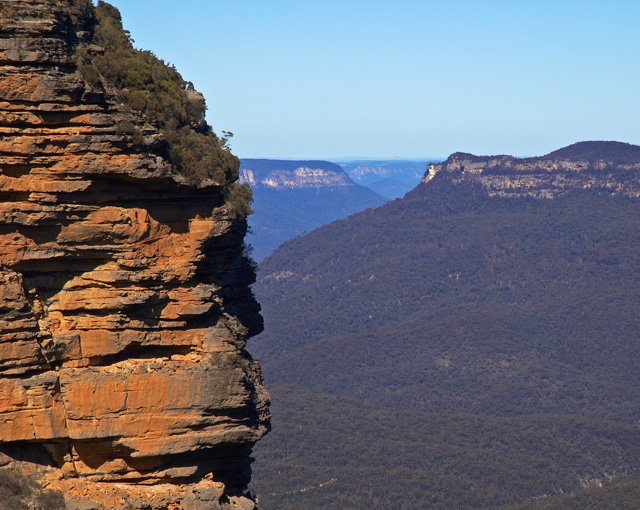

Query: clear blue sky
left=101, top=0, right=640, bottom=160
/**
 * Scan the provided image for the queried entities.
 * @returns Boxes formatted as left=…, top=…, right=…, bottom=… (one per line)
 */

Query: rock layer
left=239, top=160, right=353, bottom=189
left=238, top=159, right=387, bottom=261
left=0, top=1, right=268, bottom=509
left=426, top=141, right=640, bottom=198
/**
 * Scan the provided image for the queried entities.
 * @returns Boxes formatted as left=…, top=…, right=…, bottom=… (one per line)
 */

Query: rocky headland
left=238, top=159, right=386, bottom=261
left=239, top=160, right=353, bottom=189
left=0, top=1, right=268, bottom=509
left=425, top=141, right=640, bottom=198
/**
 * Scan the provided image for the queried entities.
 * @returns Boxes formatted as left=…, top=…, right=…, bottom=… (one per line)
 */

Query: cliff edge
left=238, top=159, right=386, bottom=261
left=424, top=141, right=640, bottom=198
left=0, top=1, right=269, bottom=509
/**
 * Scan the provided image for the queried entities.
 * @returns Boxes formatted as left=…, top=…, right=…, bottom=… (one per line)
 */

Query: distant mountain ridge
left=544, top=140, right=640, bottom=162
left=239, top=159, right=386, bottom=261
left=250, top=141, right=640, bottom=509
left=426, top=141, right=640, bottom=198
left=240, top=159, right=353, bottom=189
left=337, top=159, right=434, bottom=199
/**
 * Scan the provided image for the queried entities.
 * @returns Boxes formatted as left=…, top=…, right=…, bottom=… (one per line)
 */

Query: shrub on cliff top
left=76, top=1, right=252, bottom=216
left=89, top=2, right=238, bottom=184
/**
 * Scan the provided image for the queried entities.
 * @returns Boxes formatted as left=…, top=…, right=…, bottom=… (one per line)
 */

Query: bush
left=81, top=2, right=241, bottom=191
left=35, top=489, right=66, bottom=510
left=0, top=469, right=67, bottom=509
left=0, top=469, right=34, bottom=509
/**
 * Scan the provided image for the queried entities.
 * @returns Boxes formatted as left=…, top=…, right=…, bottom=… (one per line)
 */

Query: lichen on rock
left=0, top=1, right=269, bottom=509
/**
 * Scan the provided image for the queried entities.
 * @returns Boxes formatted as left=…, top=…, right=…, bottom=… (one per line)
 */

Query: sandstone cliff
left=425, top=141, right=640, bottom=198
left=0, top=1, right=269, bottom=509
left=239, top=160, right=354, bottom=189
left=238, top=159, right=386, bottom=261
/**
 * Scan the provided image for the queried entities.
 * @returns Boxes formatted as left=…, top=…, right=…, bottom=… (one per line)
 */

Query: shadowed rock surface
left=0, top=1, right=269, bottom=509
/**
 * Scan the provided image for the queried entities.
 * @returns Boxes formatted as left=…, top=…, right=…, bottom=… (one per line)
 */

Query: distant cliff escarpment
left=240, top=159, right=353, bottom=189
left=425, top=141, right=640, bottom=198
left=0, top=2, right=268, bottom=509
left=338, top=160, right=431, bottom=199
left=239, top=159, right=386, bottom=261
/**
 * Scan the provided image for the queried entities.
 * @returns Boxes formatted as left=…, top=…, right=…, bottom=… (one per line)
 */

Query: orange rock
left=0, top=1, right=269, bottom=509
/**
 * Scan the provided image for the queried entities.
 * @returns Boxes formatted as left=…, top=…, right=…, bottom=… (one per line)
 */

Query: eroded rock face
left=239, top=164, right=353, bottom=189
left=0, top=1, right=269, bottom=509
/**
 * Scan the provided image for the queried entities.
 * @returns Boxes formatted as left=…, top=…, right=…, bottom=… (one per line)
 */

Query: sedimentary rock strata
left=0, top=1, right=269, bottom=508
left=425, top=141, right=640, bottom=198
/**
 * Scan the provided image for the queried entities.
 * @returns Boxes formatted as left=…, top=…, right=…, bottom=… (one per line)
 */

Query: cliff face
left=239, top=160, right=353, bottom=189
left=0, top=2, right=268, bottom=509
left=238, top=159, right=387, bottom=261
left=425, top=141, right=640, bottom=198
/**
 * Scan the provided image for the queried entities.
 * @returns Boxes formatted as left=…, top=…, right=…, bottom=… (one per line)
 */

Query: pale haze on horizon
left=99, top=0, right=639, bottom=160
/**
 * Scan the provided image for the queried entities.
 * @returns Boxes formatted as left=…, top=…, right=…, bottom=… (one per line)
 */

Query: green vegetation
left=85, top=2, right=238, bottom=184
left=73, top=1, right=252, bottom=215
left=544, top=140, right=640, bottom=164
left=250, top=150, right=640, bottom=509
left=0, top=469, right=33, bottom=510
left=499, top=475, right=640, bottom=510
left=252, top=384, right=640, bottom=510
left=254, top=182, right=640, bottom=421
left=0, top=469, right=65, bottom=509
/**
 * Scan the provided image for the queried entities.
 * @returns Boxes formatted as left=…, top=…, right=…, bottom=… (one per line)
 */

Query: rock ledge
left=0, top=1, right=269, bottom=508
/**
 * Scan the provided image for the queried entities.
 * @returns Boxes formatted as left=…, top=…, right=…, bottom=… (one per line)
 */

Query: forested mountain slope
left=250, top=141, right=640, bottom=509
left=251, top=383, right=640, bottom=510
